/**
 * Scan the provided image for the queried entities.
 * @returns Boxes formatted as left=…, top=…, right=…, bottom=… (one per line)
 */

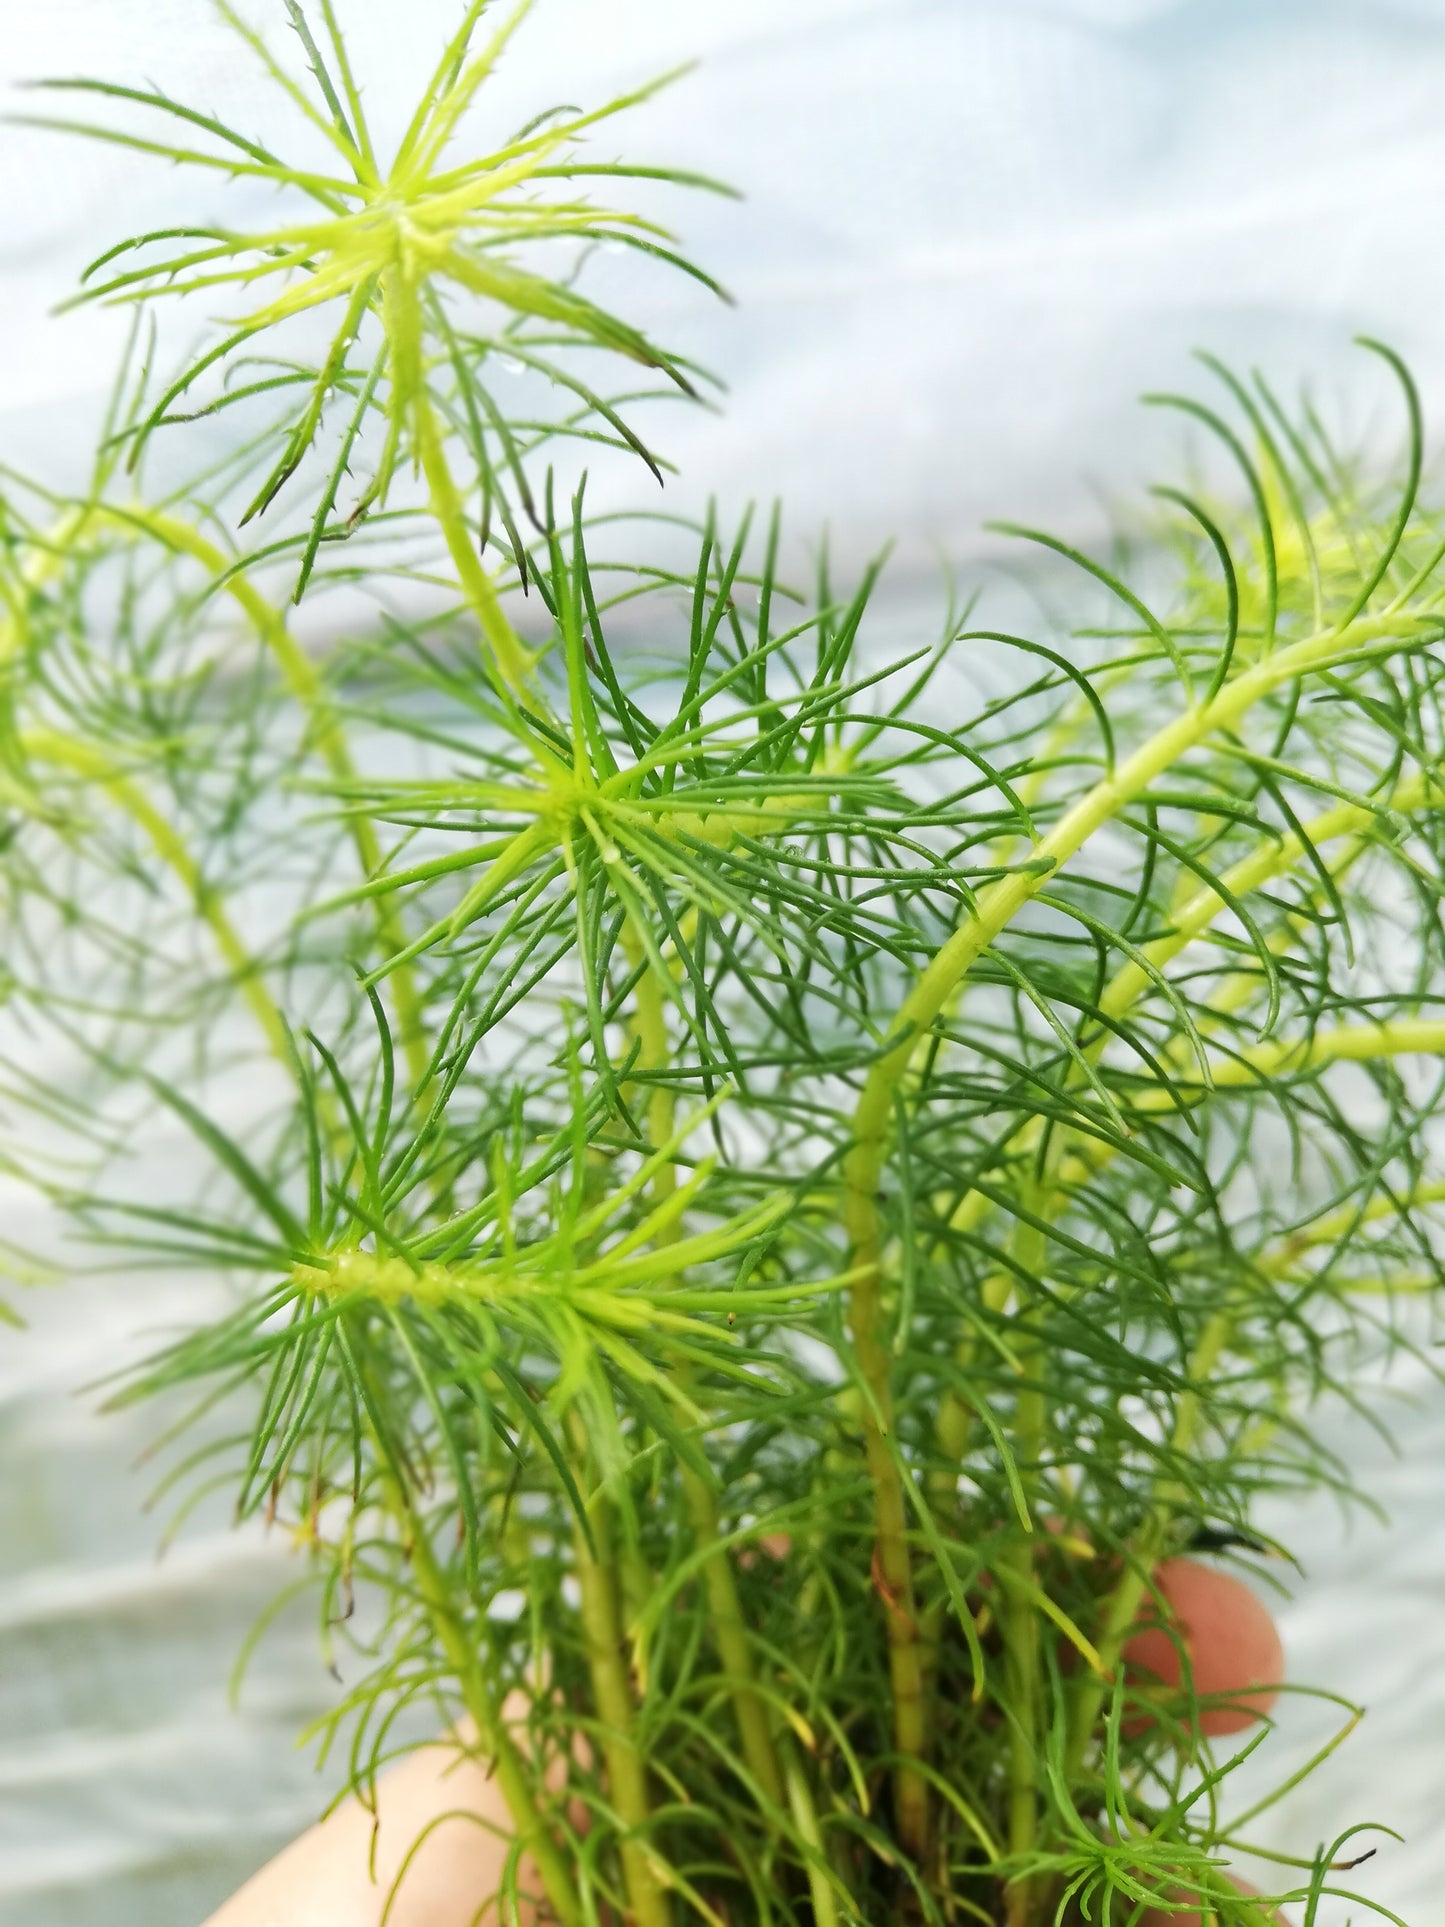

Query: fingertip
left=1124, top=1558, right=1284, bottom=1738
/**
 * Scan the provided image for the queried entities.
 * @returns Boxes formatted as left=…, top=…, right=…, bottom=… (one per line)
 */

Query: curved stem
left=850, top=612, right=1438, bottom=1213
left=1093, top=773, right=1434, bottom=1030
left=936, top=768, right=1437, bottom=1260
left=995, top=1162, right=1058, bottom=1927
left=843, top=608, right=1440, bottom=1862
left=101, top=504, right=432, bottom=1094
left=25, top=730, right=295, bottom=1074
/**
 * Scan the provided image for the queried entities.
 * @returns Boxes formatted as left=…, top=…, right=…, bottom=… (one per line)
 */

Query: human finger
left=200, top=1714, right=547, bottom=1927
left=1123, top=1557, right=1284, bottom=1738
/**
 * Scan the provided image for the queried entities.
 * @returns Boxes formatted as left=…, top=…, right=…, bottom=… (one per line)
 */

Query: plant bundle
left=3, top=5, right=1443, bottom=1923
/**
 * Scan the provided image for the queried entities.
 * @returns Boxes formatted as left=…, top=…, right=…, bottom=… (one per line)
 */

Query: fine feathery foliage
left=4, top=6, right=1444, bottom=1924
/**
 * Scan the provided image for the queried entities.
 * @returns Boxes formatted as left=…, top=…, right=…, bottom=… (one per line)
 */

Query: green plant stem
left=996, top=1176, right=1056, bottom=1927
left=567, top=1418, right=673, bottom=1927
left=384, top=270, right=538, bottom=702
left=623, top=922, right=788, bottom=1814
left=685, top=1472, right=789, bottom=1801
left=936, top=768, right=1437, bottom=1261
left=999, top=1556, right=1041, bottom=1927
left=1060, top=1310, right=1232, bottom=1783
left=1262, top=1178, right=1445, bottom=1270
left=1093, top=779, right=1433, bottom=1028
left=922, top=772, right=1445, bottom=1499
left=395, top=1481, right=586, bottom=1927
left=413, top=394, right=536, bottom=696
left=781, top=1736, right=844, bottom=1927
left=840, top=1159, right=930, bottom=1862
left=1157, top=1018, right=1445, bottom=1092
left=101, top=505, right=432, bottom=1094
left=846, top=1319, right=930, bottom=1860
left=851, top=609, right=1439, bottom=1207
left=843, top=605, right=1437, bottom=1868
left=1056, top=1038, right=1445, bottom=1791
left=6, top=509, right=298, bottom=1086
left=25, top=730, right=294, bottom=1073
left=850, top=605, right=1440, bottom=1198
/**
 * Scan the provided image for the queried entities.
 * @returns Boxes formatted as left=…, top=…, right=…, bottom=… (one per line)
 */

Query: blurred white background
left=2, top=2, right=1444, bottom=1921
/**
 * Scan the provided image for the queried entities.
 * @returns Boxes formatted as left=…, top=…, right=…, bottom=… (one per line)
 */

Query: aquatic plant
left=4, top=5, right=1442, bottom=1921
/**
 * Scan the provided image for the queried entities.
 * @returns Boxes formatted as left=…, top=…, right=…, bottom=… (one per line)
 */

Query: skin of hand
left=202, top=1560, right=1287, bottom=1927
left=1127, top=1563, right=1293, bottom=1924
left=201, top=1705, right=554, bottom=1927
left=1122, top=1558, right=1285, bottom=1738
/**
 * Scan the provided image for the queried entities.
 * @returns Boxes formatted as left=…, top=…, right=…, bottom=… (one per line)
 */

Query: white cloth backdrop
left=2, top=2, right=1444, bottom=1921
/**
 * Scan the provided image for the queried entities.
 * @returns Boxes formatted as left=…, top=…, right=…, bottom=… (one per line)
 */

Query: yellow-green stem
left=1129, top=1018, right=1445, bottom=1108
left=918, top=1384, right=974, bottom=1708
left=623, top=921, right=788, bottom=1813
left=935, top=770, right=1436, bottom=1261
left=1061, top=1310, right=1232, bottom=1780
left=781, top=1736, right=844, bottom=1927
left=26, top=731, right=294, bottom=1074
left=996, top=1172, right=1058, bottom=1927
left=104, top=506, right=431, bottom=1094
left=682, top=1469, right=787, bottom=1808
left=1093, top=776, right=1433, bottom=1031
left=1000, top=1528, right=1041, bottom=1927
left=1261, top=1177, right=1445, bottom=1271
left=567, top=1420, right=673, bottom=1927
left=397, top=1484, right=585, bottom=1927
left=850, top=608, right=1438, bottom=1204
left=847, top=1286, right=931, bottom=1857
left=410, top=364, right=539, bottom=701
left=844, top=606, right=1427, bottom=1865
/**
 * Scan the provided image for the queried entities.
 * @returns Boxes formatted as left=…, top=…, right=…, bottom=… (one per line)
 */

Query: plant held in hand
left=4, top=4, right=1443, bottom=1923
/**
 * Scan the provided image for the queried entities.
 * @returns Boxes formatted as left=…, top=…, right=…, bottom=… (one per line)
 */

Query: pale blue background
left=2, top=3, right=1444, bottom=1921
